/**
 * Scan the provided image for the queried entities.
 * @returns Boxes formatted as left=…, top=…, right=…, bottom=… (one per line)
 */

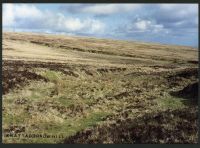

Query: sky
left=3, top=3, right=199, bottom=47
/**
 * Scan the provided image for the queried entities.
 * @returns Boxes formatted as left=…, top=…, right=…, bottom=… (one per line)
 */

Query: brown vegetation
left=2, top=32, right=198, bottom=144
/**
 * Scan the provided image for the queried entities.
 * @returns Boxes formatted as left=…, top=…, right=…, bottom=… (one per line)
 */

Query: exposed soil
left=63, top=107, right=198, bottom=144
left=2, top=60, right=130, bottom=95
left=2, top=62, right=48, bottom=94
left=4, top=125, right=26, bottom=134
left=166, top=68, right=198, bottom=88
left=167, top=68, right=198, bottom=79
left=171, top=82, right=198, bottom=103
left=2, top=32, right=198, bottom=144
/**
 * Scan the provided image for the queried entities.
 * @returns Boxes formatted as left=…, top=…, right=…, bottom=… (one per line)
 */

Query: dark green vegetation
left=2, top=32, right=198, bottom=143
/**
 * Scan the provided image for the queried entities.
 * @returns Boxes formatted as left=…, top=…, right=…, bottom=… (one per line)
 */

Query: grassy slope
left=2, top=32, right=198, bottom=143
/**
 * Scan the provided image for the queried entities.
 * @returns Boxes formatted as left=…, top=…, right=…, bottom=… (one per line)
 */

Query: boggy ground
left=64, top=107, right=198, bottom=144
left=2, top=32, right=198, bottom=143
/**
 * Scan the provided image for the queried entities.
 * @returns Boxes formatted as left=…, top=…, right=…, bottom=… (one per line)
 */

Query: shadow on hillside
left=170, top=82, right=198, bottom=105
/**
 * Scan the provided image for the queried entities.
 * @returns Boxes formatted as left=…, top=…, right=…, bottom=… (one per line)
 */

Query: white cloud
left=3, top=4, right=105, bottom=35
left=61, top=4, right=142, bottom=15
left=90, top=20, right=105, bottom=33
left=64, top=18, right=83, bottom=31
left=63, top=17, right=105, bottom=33
left=134, top=20, right=151, bottom=31
left=159, top=4, right=197, bottom=11
left=131, top=18, right=167, bottom=34
left=3, top=4, right=15, bottom=26
left=3, top=4, right=42, bottom=27
left=14, top=4, right=42, bottom=19
left=158, top=4, right=198, bottom=20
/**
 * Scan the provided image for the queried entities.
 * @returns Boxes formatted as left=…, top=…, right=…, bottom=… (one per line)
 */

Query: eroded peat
left=2, top=32, right=198, bottom=144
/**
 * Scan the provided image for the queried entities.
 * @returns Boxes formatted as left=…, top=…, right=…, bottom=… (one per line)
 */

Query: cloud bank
left=3, top=4, right=198, bottom=47
left=3, top=4, right=105, bottom=35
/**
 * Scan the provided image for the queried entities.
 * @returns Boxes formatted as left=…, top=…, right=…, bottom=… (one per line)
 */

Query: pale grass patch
left=27, top=112, right=64, bottom=125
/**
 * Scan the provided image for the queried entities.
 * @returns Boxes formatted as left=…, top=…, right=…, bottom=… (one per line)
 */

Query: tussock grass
left=2, top=32, right=198, bottom=143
